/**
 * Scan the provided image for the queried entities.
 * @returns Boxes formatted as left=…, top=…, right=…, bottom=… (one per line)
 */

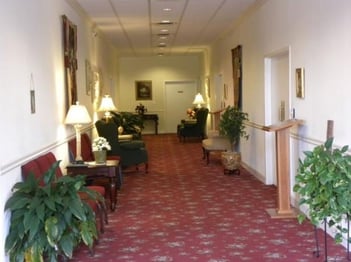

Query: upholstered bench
left=202, top=137, right=231, bottom=165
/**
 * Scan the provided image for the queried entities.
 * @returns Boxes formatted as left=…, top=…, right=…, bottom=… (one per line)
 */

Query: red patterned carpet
left=72, top=134, right=348, bottom=261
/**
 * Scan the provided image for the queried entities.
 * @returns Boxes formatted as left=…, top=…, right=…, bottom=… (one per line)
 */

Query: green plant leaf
left=5, top=160, right=98, bottom=261
left=45, top=216, right=59, bottom=247
left=294, top=138, right=351, bottom=244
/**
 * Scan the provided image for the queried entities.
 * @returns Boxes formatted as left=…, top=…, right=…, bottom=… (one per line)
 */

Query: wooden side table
left=66, top=160, right=120, bottom=211
left=141, top=114, right=159, bottom=134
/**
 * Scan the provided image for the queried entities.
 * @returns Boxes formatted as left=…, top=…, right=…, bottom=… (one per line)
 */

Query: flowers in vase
left=186, top=108, right=196, bottom=119
left=92, top=137, right=111, bottom=151
left=135, top=103, right=147, bottom=115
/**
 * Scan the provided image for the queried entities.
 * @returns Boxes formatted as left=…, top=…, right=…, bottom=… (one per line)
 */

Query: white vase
left=94, top=150, right=107, bottom=164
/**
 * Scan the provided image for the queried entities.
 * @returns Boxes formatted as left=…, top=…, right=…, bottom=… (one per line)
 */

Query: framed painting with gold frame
left=135, top=80, right=152, bottom=100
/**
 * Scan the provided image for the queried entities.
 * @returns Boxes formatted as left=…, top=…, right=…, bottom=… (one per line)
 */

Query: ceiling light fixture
left=154, top=20, right=175, bottom=26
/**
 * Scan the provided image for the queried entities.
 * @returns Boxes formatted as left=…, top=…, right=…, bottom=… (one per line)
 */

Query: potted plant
left=218, top=106, right=249, bottom=173
left=110, top=111, right=143, bottom=139
left=92, top=136, right=111, bottom=163
left=5, top=161, right=100, bottom=261
left=293, top=137, right=351, bottom=244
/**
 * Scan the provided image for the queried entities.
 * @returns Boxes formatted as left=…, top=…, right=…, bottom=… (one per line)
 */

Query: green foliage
left=293, top=138, right=351, bottom=244
left=5, top=161, right=100, bottom=262
left=218, top=106, right=249, bottom=149
left=111, top=111, right=143, bottom=138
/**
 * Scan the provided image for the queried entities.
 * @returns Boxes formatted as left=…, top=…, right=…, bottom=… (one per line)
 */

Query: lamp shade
left=98, top=95, right=117, bottom=112
left=64, top=102, right=92, bottom=125
left=192, top=93, right=205, bottom=107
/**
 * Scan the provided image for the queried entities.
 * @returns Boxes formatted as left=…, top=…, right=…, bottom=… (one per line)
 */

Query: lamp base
left=72, top=160, right=85, bottom=165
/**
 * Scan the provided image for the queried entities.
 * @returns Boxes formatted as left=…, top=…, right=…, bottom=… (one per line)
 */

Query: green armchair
left=95, top=120, right=148, bottom=172
left=177, top=108, right=209, bottom=142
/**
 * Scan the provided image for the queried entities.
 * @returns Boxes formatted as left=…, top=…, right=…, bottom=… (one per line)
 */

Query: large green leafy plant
left=218, top=106, right=249, bottom=151
left=293, top=138, right=351, bottom=244
left=5, top=161, right=100, bottom=262
left=111, top=111, right=143, bottom=138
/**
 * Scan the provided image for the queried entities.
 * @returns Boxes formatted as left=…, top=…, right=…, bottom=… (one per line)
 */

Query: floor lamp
left=65, top=102, right=92, bottom=163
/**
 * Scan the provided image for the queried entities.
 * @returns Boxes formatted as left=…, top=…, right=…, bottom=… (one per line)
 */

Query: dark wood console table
left=66, top=160, right=120, bottom=211
left=142, top=114, right=159, bottom=134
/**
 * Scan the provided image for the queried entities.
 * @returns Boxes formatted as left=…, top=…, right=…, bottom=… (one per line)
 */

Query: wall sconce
left=65, top=102, right=91, bottom=163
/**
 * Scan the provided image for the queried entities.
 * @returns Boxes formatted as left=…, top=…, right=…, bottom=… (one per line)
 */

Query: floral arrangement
left=135, top=103, right=147, bottom=115
left=186, top=108, right=196, bottom=119
left=92, top=137, right=111, bottom=151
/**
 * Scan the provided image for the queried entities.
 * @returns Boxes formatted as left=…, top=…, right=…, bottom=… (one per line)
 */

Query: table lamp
left=192, top=93, right=205, bottom=108
left=65, top=102, right=92, bottom=163
left=98, top=95, right=117, bottom=121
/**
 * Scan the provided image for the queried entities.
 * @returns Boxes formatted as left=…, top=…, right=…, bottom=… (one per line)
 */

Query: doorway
left=164, top=81, right=198, bottom=133
left=264, top=48, right=290, bottom=185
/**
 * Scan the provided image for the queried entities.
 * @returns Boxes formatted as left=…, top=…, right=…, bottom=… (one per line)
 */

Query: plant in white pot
left=218, top=106, right=249, bottom=174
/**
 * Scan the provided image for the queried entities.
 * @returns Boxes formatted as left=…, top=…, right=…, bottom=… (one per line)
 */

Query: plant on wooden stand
left=5, top=161, right=101, bottom=262
left=293, top=137, right=351, bottom=244
left=218, top=106, right=249, bottom=173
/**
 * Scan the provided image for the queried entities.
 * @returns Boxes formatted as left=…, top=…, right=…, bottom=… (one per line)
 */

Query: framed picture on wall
left=135, top=80, right=152, bottom=100
left=296, top=67, right=305, bottom=98
left=62, top=15, right=78, bottom=112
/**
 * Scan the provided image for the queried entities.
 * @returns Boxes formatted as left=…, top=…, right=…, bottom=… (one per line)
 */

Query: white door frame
left=264, top=46, right=291, bottom=185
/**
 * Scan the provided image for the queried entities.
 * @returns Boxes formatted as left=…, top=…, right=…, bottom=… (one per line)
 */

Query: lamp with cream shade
left=98, top=95, right=117, bottom=121
left=65, top=102, right=91, bottom=163
left=192, top=93, right=205, bottom=108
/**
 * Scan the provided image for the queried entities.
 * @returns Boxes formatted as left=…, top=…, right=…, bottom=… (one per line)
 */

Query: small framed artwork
left=205, top=76, right=210, bottom=98
left=85, top=59, right=92, bottom=95
left=224, top=84, right=228, bottom=99
left=135, top=80, right=152, bottom=100
left=296, top=67, right=305, bottom=98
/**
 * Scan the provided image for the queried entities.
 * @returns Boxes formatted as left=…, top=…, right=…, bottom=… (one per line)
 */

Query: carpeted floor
left=72, top=134, right=348, bottom=261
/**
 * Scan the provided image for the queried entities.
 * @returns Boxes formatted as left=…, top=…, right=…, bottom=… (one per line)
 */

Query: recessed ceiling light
left=157, top=33, right=170, bottom=37
left=163, top=8, right=171, bottom=12
left=160, top=29, right=169, bottom=33
left=155, top=21, right=174, bottom=25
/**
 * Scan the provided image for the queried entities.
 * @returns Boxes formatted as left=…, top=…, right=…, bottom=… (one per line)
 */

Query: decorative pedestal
left=221, top=151, right=241, bottom=175
left=262, top=119, right=304, bottom=218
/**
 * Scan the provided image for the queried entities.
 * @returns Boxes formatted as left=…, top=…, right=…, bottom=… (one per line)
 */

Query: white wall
left=118, top=55, right=203, bottom=134
left=0, top=1, right=117, bottom=260
left=210, top=0, right=351, bottom=201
